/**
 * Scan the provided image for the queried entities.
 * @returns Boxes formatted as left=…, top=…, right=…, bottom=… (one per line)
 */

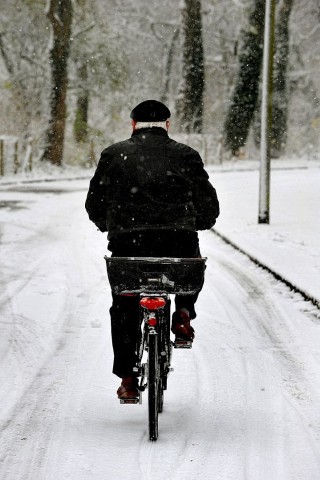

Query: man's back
left=86, top=127, right=219, bottom=239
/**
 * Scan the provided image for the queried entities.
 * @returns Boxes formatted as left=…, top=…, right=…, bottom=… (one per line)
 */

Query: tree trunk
left=176, top=0, right=204, bottom=133
left=271, top=0, right=294, bottom=157
left=74, top=62, right=89, bottom=143
left=161, top=27, right=179, bottom=105
left=223, top=0, right=265, bottom=156
left=42, top=0, right=73, bottom=166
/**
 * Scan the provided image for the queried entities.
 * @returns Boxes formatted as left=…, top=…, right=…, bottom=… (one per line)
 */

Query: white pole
left=258, top=0, right=276, bottom=224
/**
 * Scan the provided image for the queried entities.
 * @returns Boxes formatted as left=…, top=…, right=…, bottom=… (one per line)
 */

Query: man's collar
left=131, top=127, right=168, bottom=137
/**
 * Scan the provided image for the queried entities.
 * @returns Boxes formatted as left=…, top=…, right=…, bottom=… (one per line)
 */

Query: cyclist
left=85, top=100, right=219, bottom=399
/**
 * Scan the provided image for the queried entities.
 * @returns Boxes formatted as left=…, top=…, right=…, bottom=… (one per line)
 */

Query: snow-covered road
left=1, top=179, right=320, bottom=479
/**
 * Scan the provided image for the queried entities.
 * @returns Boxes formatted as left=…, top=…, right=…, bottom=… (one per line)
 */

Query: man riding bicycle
left=85, top=100, right=220, bottom=399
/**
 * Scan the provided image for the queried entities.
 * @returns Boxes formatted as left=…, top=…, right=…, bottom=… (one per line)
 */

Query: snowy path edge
left=212, top=228, right=320, bottom=310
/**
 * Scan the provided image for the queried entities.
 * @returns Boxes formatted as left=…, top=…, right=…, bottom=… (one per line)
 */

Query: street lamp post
left=258, top=0, right=276, bottom=224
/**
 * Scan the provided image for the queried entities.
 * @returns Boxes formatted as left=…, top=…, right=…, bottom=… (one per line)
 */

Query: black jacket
left=85, top=128, right=219, bottom=239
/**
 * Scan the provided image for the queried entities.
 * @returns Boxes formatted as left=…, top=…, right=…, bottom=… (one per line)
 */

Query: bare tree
left=70, top=0, right=129, bottom=147
left=73, top=62, right=89, bottom=143
left=42, top=0, right=73, bottom=165
left=0, top=1, right=49, bottom=138
left=176, top=0, right=205, bottom=133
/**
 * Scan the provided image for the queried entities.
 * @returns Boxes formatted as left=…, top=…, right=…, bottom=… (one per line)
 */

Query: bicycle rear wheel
left=148, top=330, right=159, bottom=441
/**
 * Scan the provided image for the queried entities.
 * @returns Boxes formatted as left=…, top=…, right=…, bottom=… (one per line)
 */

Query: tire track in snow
left=211, top=239, right=320, bottom=407
left=138, top=233, right=320, bottom=480
left=203, top=234, right=320, bottom=478
left=0, top=222, right=107, bottom=479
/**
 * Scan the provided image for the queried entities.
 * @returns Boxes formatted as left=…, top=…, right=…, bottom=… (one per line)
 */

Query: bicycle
left=105, top=256, right=206, bottom=441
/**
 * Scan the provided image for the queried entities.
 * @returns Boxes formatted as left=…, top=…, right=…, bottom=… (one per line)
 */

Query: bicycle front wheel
left=148, top=330, right=159, bottom=441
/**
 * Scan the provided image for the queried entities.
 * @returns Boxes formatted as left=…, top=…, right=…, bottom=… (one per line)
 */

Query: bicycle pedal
left=174, top=338, right=193, bottom=349
left=119, top=396, right=140, bottom=405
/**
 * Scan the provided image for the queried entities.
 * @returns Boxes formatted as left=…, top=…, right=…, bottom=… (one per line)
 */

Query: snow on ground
left=0, top=158, right=320, bottom=479
left=210, top=158, right=320, bottom=306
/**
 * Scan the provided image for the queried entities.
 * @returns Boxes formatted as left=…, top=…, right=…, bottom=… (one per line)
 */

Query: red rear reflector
left=140, top=297, right=166, bottom=310
left=148, top=317, right=157, bottom=326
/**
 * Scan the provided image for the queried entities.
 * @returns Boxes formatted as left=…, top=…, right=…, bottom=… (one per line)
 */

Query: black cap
left=130, top=100, right=171, bottom=122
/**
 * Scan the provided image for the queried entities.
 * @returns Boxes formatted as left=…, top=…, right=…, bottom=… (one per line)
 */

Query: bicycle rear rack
left=104, top=256, right=207, bottom=295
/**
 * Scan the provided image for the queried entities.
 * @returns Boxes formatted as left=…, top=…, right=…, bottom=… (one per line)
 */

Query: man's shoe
left=171, top=308, right=194, bottom=341
left=117, top=376, right=139, bottom=399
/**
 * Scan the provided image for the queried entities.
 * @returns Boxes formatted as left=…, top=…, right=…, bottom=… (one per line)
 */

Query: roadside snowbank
left=0, top=163, right=92, bottom=186
left=209, top=159, right=320, bottom=307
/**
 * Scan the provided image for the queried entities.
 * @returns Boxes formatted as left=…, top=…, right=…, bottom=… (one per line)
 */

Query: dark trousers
left=108, top=230, right=203, bottom=378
